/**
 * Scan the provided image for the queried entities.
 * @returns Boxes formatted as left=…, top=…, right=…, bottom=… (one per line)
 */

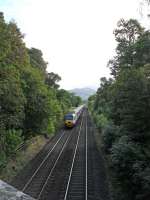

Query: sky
left=0, top=0, right=149, bottom=90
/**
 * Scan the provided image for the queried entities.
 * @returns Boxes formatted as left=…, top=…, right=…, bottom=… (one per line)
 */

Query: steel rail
left=63, top=112, right=84, bottom=200
left=85, top=113, right=88, bottom=200
left=22, top=130, right=66, bottom=192
left=37, top=127, right=75, bottom=199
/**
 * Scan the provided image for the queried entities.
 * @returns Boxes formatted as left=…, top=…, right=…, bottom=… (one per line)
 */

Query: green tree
left=108, top=19, right=144, bottom=76
left=0, top=66, right=26, bottom=130
left=28, top=48, right=47, bottom=73
left=21, top=67, right=50, bottom=137
left=111, top=68, right=150, bottom=142
left=89, top=18, right=150, bottom=200
left=46, top=72, right=61, bottom=89
left=0, top=66, right=26, bottom=167
left=0, top=12, right=82, bottom=171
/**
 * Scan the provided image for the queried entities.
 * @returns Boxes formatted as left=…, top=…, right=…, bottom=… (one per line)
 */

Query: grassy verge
left=0, top=135, right=51, bottom=183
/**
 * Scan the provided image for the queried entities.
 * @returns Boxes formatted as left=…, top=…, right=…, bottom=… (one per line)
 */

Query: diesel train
left=64, top=105, right=84, bottom=128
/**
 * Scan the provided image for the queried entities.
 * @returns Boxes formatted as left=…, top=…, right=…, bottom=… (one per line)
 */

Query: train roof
left=73, top=105, right=84, bottom=113
left=65, top=105, right=84, bottom=116
left=65, top=112, right=75, bottom=115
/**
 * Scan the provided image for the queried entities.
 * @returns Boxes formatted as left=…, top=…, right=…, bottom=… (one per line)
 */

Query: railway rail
left=12, top=109, right=110, bottom=200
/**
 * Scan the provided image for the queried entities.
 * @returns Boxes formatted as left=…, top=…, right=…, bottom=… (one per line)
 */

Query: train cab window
left=64, top=115, right=73, bottom=120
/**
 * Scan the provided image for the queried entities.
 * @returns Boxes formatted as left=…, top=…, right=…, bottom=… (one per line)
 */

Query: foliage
left=101, top=122, right=119, bottom=153
left=0, top=12, right=82, bottom=170
left=0, top=66, right=26, bottom=130
left=5, top=129, right=22, bottom=155
left=108, top=19, right=144, bottom=77
left=88, top=18, right=150, bottom=200
left=21, top=67, right=51, bottom=136
left=46, top=72, right=61, bottom=89
left=28, top=48, right=47, bottom=73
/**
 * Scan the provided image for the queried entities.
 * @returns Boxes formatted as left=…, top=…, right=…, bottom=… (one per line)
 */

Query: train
left=64, top=105, right=84, bottom=128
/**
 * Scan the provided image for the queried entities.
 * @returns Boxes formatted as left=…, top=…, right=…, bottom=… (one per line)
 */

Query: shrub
left=47, top=120, right=55, bottom=135
left=110, top=136, right=146, bottom=200
left=0, top=152, right=7, bottom=169
left=5, top=129, right=22, bottom=155
left=101, top=122, right=119, bottom=153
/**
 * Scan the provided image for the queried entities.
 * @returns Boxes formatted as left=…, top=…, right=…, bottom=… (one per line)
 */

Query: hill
left=69, top=88, right=96, bottom=100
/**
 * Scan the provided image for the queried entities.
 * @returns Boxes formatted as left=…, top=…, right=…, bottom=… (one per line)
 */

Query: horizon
left=67, top=86, right=97, bottom=91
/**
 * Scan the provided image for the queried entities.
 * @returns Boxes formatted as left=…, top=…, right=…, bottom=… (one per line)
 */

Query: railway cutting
left=12, top=109, right=110, bottom=200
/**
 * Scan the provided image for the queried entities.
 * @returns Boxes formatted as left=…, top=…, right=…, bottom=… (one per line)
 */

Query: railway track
left=11, top=129, right=67, bottom=189
left=62, top=112, right=87, bottom=200
left=12, top=109, right=110, bottom=200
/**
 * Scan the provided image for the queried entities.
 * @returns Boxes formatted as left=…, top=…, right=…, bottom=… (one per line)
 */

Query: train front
left=64, top=113, right=74, bottom=128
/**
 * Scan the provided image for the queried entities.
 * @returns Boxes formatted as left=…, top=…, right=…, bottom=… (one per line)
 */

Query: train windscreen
left=64, top=115, right=73, bottom=120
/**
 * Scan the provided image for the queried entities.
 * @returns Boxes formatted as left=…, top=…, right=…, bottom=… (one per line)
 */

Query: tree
left=108, top=19, right=144, bottom=76
left=28, top=48, right=47, bottom=73
left=6, top=21, right=30, bottom=68
left=0, top=66, right=26, bottom=130
left=21, top=67, right=50, bottom=137
left=111, top=68, right=150, bottom=142
left=0, top=66, right=26, bottom=167
left=46, top=72, right=61, bottom=89
left=90, top=18, right=150, bottom=200
left=0, top=12, right=82, bottom=170
left=133, top=31, right=150, bottom=67
left=0, top=12, right=11, bottom=64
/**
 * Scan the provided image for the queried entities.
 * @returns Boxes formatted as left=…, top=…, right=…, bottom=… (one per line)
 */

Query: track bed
left=12, top=109, right=110, bottom=200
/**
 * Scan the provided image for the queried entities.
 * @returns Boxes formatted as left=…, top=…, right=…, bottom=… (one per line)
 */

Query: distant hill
left=69, top=87, right=96, bottom=100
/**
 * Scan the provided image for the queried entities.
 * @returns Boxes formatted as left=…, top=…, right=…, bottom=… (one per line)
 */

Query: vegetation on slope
left=88, top=18, right=150, bottom=200
left=0, top=12, right=82, bottom=171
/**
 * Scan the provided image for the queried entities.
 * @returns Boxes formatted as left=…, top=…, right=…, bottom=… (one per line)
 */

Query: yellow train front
left=64, top=105, right=84, bottom=128
left=64, top=113, right=76, bottom=128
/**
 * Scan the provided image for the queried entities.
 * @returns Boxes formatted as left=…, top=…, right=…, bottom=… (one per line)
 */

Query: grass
left=0, top=135, right=50, bottom=183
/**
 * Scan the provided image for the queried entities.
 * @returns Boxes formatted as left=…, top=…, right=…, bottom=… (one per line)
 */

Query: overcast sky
left=0, top=0, right=149, bottom=89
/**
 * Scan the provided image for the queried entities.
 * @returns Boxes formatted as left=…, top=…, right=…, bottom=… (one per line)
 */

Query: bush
left=110, top=136, right=146, bottom=200
left=111, top=136, right=138, bottom=175
left=101, top=122, right=119, bottom=153
left=5, top=129, right=22, bottom=155
left=132, top=162, right=150, bottom=200
left=0, top=152, right=7, bottom=169
left=47, top=120, right=55, bottom=135
left=93, top=113, right=108, bottom=130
